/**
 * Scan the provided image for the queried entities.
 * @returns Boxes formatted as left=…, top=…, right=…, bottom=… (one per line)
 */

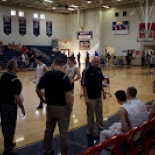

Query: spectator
left=82, top=56, right=106, bottom=137
left=0, top=41, right=3, bottom=50
left=20, top=53, right=25, bottom=71
left=36, top=57, right=73, bottom=155
left=21, top=46, right=27, bottom=53
left=17, top=43, right=22, bottom=51
left=77, top=52, right=81, bottom=67
left=8, top=43, right=11, bottom=51
left=11, top=42, right=16, bottom=51
left=0, top=59, right=25, bottom=155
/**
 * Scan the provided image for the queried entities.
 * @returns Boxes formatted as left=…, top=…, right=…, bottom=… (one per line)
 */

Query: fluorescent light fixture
left=117, top=0, right=121, bottom=1
left=103, top=6, right=110, bottom=8
left=44, top=0, right=53, bottom=3
left=87, top=0, right=92, bottom=4
left=33, top=13, right=38, bottom=18
left=70, top=4, right=78, bottom=8
left=40, top=14, right=45, bottom=19
left=67, top=7, right=75, bottom=11
left=19, top=11, right=24, bottom=17
left=11, top=10, right=16, bottom=16
left=2, top=0, right=7, bottom=1
left=52, top=7, right=56, bottom=10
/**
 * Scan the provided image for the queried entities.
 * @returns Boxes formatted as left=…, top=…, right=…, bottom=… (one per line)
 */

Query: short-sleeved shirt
left=37, top=70, right=71, bottom=106
left=82, top=65, right=104, bottom=99
left=0, top=72, right=22, bottom=105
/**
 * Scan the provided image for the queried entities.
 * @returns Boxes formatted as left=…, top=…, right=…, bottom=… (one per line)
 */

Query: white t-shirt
left=21, top=54, right=25, bottom=62
left=65, top=64, right=77, bottom=78
left=36, top=63, right=46, bottom=85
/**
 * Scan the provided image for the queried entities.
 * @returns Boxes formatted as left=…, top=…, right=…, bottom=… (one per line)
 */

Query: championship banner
left=33, top=19, right=40, bottom=36
left=3, top=15, right=11, bottom=35
left=112, top=21, right=129, bottom=35
left=19, top=17, right=26, bottom=36
left=46, top=20, right=52, bottom=37
left=77, top=31, right=93, bottom=40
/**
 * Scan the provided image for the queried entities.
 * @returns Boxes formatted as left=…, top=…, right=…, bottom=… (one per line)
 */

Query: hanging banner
left=19, top=17, right=26, bottom=36
left=33, top=19, right=40, bottom=36
left=77, top=31, right=93, bottom=40
left=46, top=20, right=52, bottom=37
left=3, top=15, right=11, bottom=35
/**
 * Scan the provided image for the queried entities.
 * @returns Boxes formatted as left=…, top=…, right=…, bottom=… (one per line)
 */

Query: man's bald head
left=92, top=56, right=100, bottom=69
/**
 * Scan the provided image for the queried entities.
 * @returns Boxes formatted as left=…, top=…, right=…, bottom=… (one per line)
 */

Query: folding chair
left=81, top=143, right=103, bottom=155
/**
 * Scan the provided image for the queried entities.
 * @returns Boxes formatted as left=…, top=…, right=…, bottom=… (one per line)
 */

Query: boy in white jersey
left=35, top=56, right=49, bottom=109
left=100, top=90, right=129, bottom=142
left=62, top=56, right=81, bottom=93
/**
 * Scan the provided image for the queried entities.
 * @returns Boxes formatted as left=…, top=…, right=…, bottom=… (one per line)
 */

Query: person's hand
left=67, top=105, right=73, bottom=114
left=103, top=92, right=106, bottom=100
left=85, top=98, right=90, bottom=105
left=69, top=78, right=74, bottom=83
left=21, top=109, right=26, bottom=117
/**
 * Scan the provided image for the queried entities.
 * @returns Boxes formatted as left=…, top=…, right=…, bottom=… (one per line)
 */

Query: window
left=11, top=10, right=16, bottom=16
left=33, top=13, right=38, bottom=19
left=40, top=14, right=45, bottom=19
left=19, top=11, right=24, bottom=17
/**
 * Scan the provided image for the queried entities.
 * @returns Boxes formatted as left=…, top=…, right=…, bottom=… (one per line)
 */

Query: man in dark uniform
left=36, top=57, right=73, bottom=155
left=82, top=56, right=106, bottom=137
left=0, top=59, right=25, bottom=155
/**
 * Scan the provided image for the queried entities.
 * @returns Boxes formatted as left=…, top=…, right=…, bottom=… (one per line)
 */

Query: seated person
left=11, top=42, right=16, bottom=51
left=146, top=81, right=155, bottom=119
left=100, top=90, right=128, bottom=142
left=8, top=43, right=11, bottom=51
left=0, top=41, right=3, bottom=50
left=100, top=87, right=148, bottom=143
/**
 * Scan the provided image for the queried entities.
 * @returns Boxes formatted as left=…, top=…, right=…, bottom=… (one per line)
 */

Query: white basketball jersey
left=121, top=99, right=148, bottom=128
left=65, top=64, right=77, bottom=78
left=36, top=63, right=46, bottom=85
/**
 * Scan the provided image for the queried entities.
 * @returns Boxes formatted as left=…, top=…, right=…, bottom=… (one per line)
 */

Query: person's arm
left=71, top=68, right=81, bottom=83
left=14, top=95, right=25, bottom=116
left=44, top=65, right=49, bottom=72
left=149, top=101, right=155, bottom=119
left=118, top=108, right=129, bottom=132
left=62, top=64, right=67, bottom=73
left=65, top=91, right=74, bottom=114
left=36, top=75, right=46, bottom=103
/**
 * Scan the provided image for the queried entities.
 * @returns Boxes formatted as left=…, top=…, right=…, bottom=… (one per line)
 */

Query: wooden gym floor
left=0, top=65, right=155, bottom=154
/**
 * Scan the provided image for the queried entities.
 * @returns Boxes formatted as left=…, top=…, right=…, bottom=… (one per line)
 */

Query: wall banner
left=33, top=19, right=40, bottom=36
left=46, top=20, right=52, bottom=37
left=19, top=17, right=26, bottom=36
left=3, top=15, right=11, bottom=35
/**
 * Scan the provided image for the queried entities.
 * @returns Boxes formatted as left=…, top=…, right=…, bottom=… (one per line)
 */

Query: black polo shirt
left=37, top=69, right=71, bottom=106
left=82, top=65, right=104, bottom=99
left=0, top=72, right=22, bottom=105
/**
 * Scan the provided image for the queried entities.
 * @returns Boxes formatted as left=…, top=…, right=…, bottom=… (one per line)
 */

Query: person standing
left=28, top=50, right=34, bottom=70
left=127, top=50, right=132, bottom=66
left=77, top=52, right=81, bottom=67
left=82, top=56, right=106, bottom=137
left=62, top=57, right=81, bottom=93
left=36, top=57, right=73, bottom=155
left=0, top=59, right=25, bottom=155
left=35, top=56, right=49, bottom=109
left=142, top=51, right=145, bottom=66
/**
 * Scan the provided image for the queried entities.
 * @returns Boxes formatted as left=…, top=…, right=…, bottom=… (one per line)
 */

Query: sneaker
left=11, top=143, right=16, bottom=149
left=87, top=132, right=99, bottom=138
left=36, top=105, right=43, bottom=109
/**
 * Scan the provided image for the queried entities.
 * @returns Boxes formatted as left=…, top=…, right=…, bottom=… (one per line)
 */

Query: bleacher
left=0, top=45, right=67, bottom=68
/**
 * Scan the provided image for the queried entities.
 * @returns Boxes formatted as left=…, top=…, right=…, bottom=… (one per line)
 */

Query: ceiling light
left=70, top=5, right=78, bottom=8
left=103, top=6, right=110, bottom=8
left=87, top=0, right=92, bottom=4
left=2, top=0, right=7, bottom=1
left=52, top=7, right=56, bottom=10
left=44, top=0, right=53, bottom=3
left=67, top=7, right=75, bottom=11
left=117, top=0, right=121, bottom=1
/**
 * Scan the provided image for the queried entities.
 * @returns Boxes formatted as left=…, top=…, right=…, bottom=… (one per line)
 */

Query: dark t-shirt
left=0, top=72, right=22, bottom=105
left=37, top=70, right=71, bottom=106
left=82, top=65, right=104, bottom=99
